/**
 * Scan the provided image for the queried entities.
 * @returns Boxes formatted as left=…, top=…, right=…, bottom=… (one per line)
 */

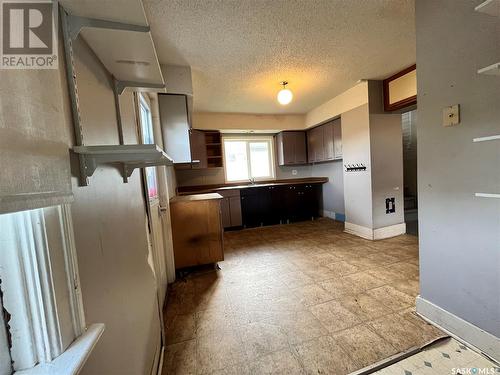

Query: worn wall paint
left=193, top=112, right=306, bottom=132
left=305, top=81, right=369, bottom=128
left=341, top=104, right=373, bottom=228
left=416, top=0, right=500, bottom=337
left=369, top=113, right=405, bottom=229
left=69, top=38, right=161, bottom=375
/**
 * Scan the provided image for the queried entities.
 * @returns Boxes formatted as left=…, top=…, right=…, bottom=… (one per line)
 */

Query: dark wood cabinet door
left=303, top=184, right=321, bottom=219
left=229, top=196, right=242, bottom=226
left=277, top=132, right=307, bottom=166
left=324, top=122, right=335, bottom=160
left=333, top=120, right=342, bottom=159
left=221, top=197, right=231, bottom=228
left=314, top=126, right=325, bottom=162
left=293, top=132, right=307, bottom=164
left=283, top=185, right=299, bottom=222
left=240, top=188, right=271, bottom=227
left=275, top=133, right=285, bottom=166
left=307, top=129, right=315, bottom=163
left=282, top=132, right=296, bottom=165
left=190, top=129, right=207, bottom=168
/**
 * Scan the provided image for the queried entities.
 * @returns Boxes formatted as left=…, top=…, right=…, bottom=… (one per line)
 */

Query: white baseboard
left=344, top=222, right=374, bottom=240
left=344, top=222, right=406, bottom=240
left=416, top=296, right=500, bottom=363
left=373, top=223, right=406, bottom=240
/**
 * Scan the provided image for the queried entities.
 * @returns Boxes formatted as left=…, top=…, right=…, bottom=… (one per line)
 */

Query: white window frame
left=137, top=93, right=160, bottom=204
left=222, top=135, right=276, bottom=183
left=0, top=205, right=104, bottom=375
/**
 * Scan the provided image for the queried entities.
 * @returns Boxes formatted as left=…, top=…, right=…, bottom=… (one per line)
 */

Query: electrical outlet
left=292, top=169, right=298, bottom=176
left=443, top=104, right=460, bottom=127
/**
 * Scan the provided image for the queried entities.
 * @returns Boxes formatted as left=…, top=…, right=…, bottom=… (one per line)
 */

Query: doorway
left=401, top=110, right=418, bottom=235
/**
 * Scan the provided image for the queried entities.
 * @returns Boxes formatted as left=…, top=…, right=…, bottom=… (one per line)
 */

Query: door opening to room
left=401, top=110, right=418, bottom=236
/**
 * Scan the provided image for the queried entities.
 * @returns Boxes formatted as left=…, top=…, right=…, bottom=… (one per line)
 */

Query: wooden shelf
left=478, top=62, right=500, bottom=76
left=72, top=144, right=173, bottom=181
left=475, top=0, right=500, bottom=16
left=60, top=0, right=165, bottom=93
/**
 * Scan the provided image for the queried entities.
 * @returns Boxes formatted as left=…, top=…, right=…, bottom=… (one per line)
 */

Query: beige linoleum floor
left=162, top=218, right=446, bottom=375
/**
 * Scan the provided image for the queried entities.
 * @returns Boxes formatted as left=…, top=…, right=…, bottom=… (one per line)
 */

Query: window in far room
left=138, top=95, right=159, bottom=200
left=222, top=136, right=275, bottom=182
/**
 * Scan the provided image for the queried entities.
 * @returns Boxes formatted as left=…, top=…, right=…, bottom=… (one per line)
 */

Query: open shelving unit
left=475, top=1, right=500, bottom=77
left=72, top=145, right=173, bottom=182
left=473, top=0, right=500, bottom=200
left=59, top=0, right=170, bottom=185
left=205, top=131, right=224, bottom=168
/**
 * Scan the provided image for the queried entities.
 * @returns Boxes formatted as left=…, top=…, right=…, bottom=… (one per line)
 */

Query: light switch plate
left=443, top=104, right=460, bottom=127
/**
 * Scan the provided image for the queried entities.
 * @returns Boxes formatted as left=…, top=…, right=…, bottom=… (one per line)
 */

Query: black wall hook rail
left=344, top=164, right=367, bottom=172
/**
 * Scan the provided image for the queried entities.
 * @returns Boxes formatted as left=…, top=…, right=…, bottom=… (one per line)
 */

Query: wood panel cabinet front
left=307, top=119, right=342, bottom=163
left=324, top=122, right=335, bottom=161
left=170, top=195, right=224, bottom=269
left=333, top=120, right=342, bottom=159
left=276, top=131, right=307, bottom=166
left=190, top=129, right=208, bottom=169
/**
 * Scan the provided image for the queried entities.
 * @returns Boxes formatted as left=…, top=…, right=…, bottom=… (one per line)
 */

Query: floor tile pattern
left=374, top=337, right=500, bottom=375
left=162, top=219, right=446, bottom=375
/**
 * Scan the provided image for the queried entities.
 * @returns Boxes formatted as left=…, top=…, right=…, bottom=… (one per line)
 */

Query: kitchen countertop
left=170, top=193, right=223, bottom=202
left=176, top=177, right=328, bottom=195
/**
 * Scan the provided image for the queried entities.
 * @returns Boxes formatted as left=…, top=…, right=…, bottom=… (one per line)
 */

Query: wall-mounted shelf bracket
left=67, top=14, right=150, bottom=41
left=477, top=62, right=500, bottom=76
left=115, top=80, right=166, bottom=95
left=475, top=0, right=500, bottom=17
left=72, top=145, right=173, bottom=183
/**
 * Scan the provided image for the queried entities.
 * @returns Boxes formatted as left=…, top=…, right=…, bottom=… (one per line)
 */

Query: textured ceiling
left=143, top=0, right=415, bottom=114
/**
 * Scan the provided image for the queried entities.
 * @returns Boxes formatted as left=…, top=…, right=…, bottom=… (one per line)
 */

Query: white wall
left=416, top=0, right=500, bottom=347
left=341, top=104, right=373, bottom=228
left=370, top=113, right=405, bottom=229
left=305, top=81, right=369, bottom=128
left=70, top=38, right=162, bottom=375
left=193, top=112, right=306, bottom=132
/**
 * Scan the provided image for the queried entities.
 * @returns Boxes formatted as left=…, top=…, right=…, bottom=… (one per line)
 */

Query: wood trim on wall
left=383, top=64, right=417, bottom=111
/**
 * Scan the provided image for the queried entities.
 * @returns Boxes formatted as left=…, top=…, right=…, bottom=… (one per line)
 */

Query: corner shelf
left=72, top=144, right=173, bottom=182
left=475, top=0, right=500, bottom=16
left=477, top=62, right=500, bottom=76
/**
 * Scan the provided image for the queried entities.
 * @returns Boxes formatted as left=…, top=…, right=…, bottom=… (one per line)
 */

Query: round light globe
left=277, top=88, right=293, bottom=105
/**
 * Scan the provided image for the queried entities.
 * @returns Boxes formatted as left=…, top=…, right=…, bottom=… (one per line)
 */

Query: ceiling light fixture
left=277, top=81, right=293, bottom=105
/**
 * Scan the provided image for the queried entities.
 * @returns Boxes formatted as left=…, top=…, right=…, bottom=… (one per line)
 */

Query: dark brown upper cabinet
left=175, top=129, right=223, bottom=170
left=307, top=119, right=342, bottom=163
left=275, top=131, right=307, bottom=166
left=189, top=129, right=207, bottom=169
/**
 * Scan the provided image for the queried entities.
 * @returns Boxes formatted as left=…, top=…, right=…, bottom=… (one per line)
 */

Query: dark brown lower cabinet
left=241, top=184, right=322, bottom=228
left=219, top=189, right=242, bottom=228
